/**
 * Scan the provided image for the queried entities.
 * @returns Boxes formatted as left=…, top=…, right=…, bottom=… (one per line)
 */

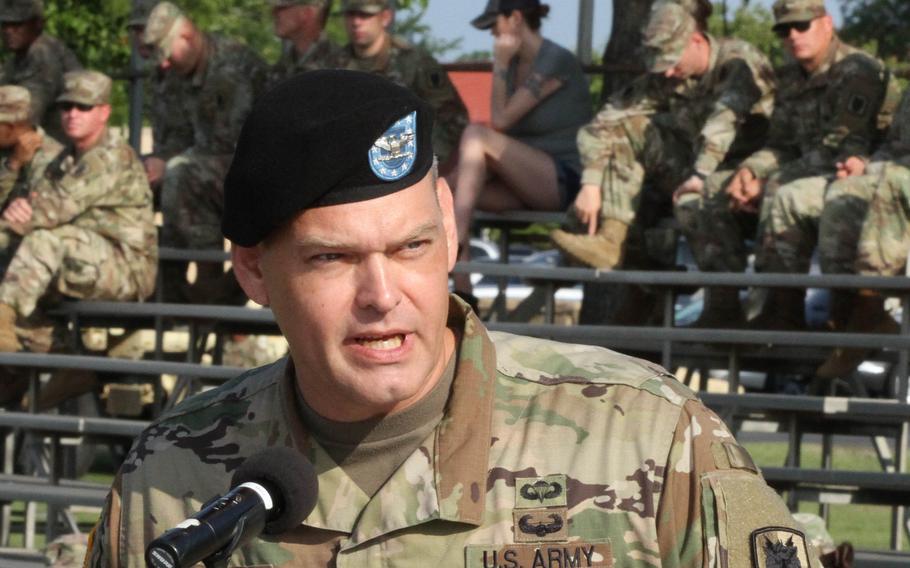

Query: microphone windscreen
left=231, top=446, right=319, bottom=535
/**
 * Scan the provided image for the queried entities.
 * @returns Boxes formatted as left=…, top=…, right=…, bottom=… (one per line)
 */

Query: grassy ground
left=4, top=440, right=902, bottom=552
left=745, top=439, right=897, bottom=550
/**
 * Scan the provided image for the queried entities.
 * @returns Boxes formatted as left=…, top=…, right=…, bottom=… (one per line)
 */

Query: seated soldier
left=142, top=1, right=266, bottom=302
left=0, top=85, right=62, bottom=266
left=552, top=0, right=774, bottom=275
left=329, top=0, right=468, bottom=172
left=674, top=0, right=897, bottom=329
left=0, top=0, right=81, bottom=142
left=807, top=90, right=910, bottom=381
left=0, top=71, right=157, bottom=353
left=267, top=0, right=340, bottom=86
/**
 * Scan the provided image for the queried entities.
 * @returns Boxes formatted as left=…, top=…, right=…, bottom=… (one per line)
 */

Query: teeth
left=357, top=335, right=403, bottom=350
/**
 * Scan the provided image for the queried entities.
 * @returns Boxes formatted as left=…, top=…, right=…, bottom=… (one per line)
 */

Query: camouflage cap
left=126, top=0, right=160, bottom=29
left=340, top=0, right=388, bottom=14
left=0, top=85, right=30, bottom=124
left=642, top=1, right=697, bottom=73
left=269, top=0, right=327, bottom=7
left=0, top=0, right=42, bottom=23
left=772, top=0, right=826, bottom=26
left=57, top=70, right=112, bottom=106
left=142, top=1, right=187, bottom=63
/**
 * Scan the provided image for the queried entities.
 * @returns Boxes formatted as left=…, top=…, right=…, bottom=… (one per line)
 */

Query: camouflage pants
left=817, top=164, right=884, bottom=274
left=160, top=149, right=233, bottom=250
left=675, top=163, right=835, bottom=273
left=0, top=225, right=141, bottom=319
left=856, top=163, right=910, bottom=276
left=592, top=112, right=692, bottom=224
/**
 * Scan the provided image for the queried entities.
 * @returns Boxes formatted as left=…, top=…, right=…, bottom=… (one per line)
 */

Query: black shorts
left=555, top=159, right=582, bottom=209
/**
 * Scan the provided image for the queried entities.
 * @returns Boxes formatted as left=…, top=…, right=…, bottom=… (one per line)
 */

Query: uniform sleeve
left=150, top=73, right=194, bottom=161
left=578, top=77, right=659, bottom=188
left=411, top=52, right=468, bottom=165
left=656, top=399, right=820, bottom=568
left=0, top=161, right=20, bottom=205
left=199, top=50, right=267, bottom=155
left=693, top=54, right=774, bottom=176
left=741, top=89, right=800, bottom=179
left=26, top=152, right=110, bottom=230
left=84, top=472, right=123, bottom=567
left=872, top=88, right=910, bottom=163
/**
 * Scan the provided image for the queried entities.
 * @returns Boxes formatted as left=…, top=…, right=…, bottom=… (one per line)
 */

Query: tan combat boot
left=551, top=219, right=629, bottom=269
left=816, top=291, right=899, bottom=379
left=0, top=303, right=22, bottom=352
left=690, top=287, right=746, bottom=328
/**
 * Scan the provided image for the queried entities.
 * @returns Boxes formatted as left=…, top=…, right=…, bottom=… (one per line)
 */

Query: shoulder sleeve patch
left=848, top=93, right=869, bottom=116
left=751, top=527, right=812, bottom=568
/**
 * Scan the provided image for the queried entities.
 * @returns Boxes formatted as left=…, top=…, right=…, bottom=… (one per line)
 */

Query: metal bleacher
left=1, top=215, right=910, bottom=565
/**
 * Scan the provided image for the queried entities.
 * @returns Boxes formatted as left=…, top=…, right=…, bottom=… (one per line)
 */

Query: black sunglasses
left=774, top=20, right=812, bottom=38
left=59, top=102, right=94, bottom=112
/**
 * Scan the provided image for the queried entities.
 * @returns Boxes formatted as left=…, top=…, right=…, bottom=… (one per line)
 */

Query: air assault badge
left=750, top=527, right=811, bottom=568
left=369, top=111, right=417, bottom=181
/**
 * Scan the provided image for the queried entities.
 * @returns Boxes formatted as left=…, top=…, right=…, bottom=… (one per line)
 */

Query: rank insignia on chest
left=750, top=527, right=811, bottom=568
left=369, top=111, right=417, bottom=181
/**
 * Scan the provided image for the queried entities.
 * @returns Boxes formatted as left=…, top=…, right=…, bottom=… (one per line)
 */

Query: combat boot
left=689, top=287, right=746, bottom=328
left=0, top=303, right=21, bottom=352
left=747, top=288, right=807, bottom=331
left=816, top=291, right=898, bottom=379
left=551, top=219, right=629, bottom=269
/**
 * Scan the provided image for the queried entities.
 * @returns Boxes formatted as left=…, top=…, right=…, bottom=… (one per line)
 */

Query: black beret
left=222, top=69, right=435, bottom=247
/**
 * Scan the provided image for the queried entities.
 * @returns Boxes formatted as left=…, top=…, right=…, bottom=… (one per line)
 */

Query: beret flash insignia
left=369, top=111, right=417, bottom=181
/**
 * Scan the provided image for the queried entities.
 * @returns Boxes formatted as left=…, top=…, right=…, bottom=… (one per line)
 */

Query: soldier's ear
left=435, top=176, right=458, bottom=272
left=231, top=244, right=270, bottom=307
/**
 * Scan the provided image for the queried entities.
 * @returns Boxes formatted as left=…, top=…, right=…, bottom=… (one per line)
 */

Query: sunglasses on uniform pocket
left=773, top=21, right=812, bottom=38
left=58, top=102, right=95, bottom=112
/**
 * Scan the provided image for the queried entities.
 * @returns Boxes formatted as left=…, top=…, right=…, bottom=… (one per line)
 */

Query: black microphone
left=145, top=446, right=318, bottom=568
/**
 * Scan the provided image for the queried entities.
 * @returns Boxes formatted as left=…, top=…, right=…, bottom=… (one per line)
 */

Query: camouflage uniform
left=156, top=33, right=266, bottom=252
left=578, top=6, right=774, bottom=227
left=87, top=299, right=816, bottom=567
left=855, top=162, right=910, bottom=277
left=328, top=34, right=468, bottom=165
left=142, top=3, right=267, bottom=254
left=679, top=36, right=895, bottom=274
left=268, top=33, right=340, bottom=87
left=0, top=72, right=157, bottom=323
left=0, top=0, right=81, bottom=142
left=818, top=87, right=910, bottom=275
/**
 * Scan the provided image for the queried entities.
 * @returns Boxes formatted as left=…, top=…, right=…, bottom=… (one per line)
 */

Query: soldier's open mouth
left=355, top=334, right=404, bottom=350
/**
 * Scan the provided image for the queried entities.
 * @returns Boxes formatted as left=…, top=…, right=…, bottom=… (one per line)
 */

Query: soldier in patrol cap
left=142, top=1, right=266, bottom=303
left=328, top=0, right=468, bottom=170
left=675, top=0, right=899, bottom=330
left=0, top=0, right=81, bottom=142
left=86, top=70, right=817, bottom=568
left=0, top=85, right=62, bottom=269
left=0, top=70, right=156, bottom=354
left=551, top=0, right=774, bottom=287
left=267, top=0, right=340, bottom=86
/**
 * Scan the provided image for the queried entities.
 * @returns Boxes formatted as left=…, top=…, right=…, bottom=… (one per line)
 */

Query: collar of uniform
left=806, top=35, right=842, bottom=81
left=279, top=294, right=496, bottom=543
left=295, top=32, right=329, bottom=62
left=69, top=127, right=111, bottom=163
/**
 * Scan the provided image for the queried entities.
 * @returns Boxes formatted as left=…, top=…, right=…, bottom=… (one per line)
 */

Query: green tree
left=839, top=0, right=910, bottom=63
left=709, top=2, right=783, bottom=66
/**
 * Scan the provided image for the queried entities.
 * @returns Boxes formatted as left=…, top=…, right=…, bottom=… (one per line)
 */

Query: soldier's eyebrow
left=294, top=221, right=440, bottom=251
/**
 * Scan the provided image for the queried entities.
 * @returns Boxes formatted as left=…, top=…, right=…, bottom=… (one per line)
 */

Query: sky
left=417, top=0, right=844, bottom=61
